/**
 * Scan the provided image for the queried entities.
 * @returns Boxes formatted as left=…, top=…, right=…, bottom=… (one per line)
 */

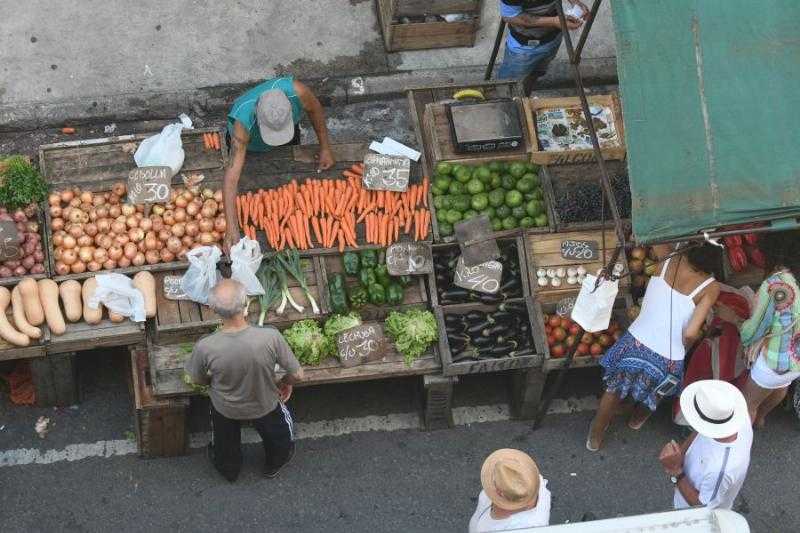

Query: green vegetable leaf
left=0, top=156, right=48, bottom=210
left=385, top=309, right=438, bottom=366
left=283, top=319, right=334, bottom=366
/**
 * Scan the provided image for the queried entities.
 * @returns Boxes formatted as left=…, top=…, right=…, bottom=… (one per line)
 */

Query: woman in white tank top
left=587, top=243, right=721, bottom=451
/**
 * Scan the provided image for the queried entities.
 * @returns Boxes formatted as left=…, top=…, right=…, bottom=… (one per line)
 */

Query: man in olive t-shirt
left=185, top=279, right=303, bottom=482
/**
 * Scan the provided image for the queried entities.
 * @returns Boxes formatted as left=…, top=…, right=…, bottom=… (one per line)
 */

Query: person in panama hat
left=659, top=380, right=752, bottom=510
left=469, top=449, right=551, bottom=532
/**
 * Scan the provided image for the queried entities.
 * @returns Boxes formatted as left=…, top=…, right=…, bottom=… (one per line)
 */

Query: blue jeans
left=497, top=35, right=563, bottom=86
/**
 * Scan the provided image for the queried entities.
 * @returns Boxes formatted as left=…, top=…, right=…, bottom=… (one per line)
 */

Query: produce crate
left=428, top=235, right=530, bottom=307
left=0, top=322, right=49, bottom=362
left=30, top=352, right=79, bottom=407
left=541, top=161, right=632, bottom=232
left=407, top=80, right=523, bottom=177
left=48, top=318, right=145, bottom=355
left=525, top=230, right=629, bottom=297
left=151, top=256, right=328, bottom=345
left=377, top=0, right=483, bottom=52
left=128, top=345, right=189, bottom=458
left=435, top=297, right=545, bottom=376
left=317, top=248, right=428, bottom=321
left=523, top=95, right=626, bottom=165
left=0, top=204, right=51, bottom=287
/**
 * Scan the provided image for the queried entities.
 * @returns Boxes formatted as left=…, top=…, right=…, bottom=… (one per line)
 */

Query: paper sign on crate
left=163, top=275, right=190, bottom=301
left=362, top=153, right=410, bottom=192
left=386, top=242, right=432, bottom=276
left=454, top=256, right=503, bottom=294
left=454, top=215, right=499, bottom=267
left=128, top=166, right=172, bottom=204
left=336, top=324, right=384, bottom=367
left=560, top=239, right=598, bottom=261
left=0, top=221, right=22, bottom=261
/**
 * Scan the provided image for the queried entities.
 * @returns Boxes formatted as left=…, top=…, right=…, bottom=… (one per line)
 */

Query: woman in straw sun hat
left=469, top=449, right=551, bottom=532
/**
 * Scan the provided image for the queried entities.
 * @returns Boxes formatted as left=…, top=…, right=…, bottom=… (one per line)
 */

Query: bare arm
left=684, top=283, right=720, bottom=346
left=502, top=13, right=559, bottom=28
left=295, top=80, right=335, bottom=170
left=278, top=368, right=304, bottom=387
left=222, top=122, right=249, bottom=254
left=675, top=476, right=702, bottom=506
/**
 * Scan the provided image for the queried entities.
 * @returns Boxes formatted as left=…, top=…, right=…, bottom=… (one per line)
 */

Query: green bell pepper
left=368, top=283, right=386, bottom=305
left=328, top=273, right=349, bottom=314
left=359, top=268, right=376, bottom=288
left=374, top=264, right=391, bottom=288
left=386, top=283, right=404, bottom=305
left=360, top=249, right=377, bottom=270
left=342, top=252, right=360, bottom=276
left=348, top=285, right=368, bottom=309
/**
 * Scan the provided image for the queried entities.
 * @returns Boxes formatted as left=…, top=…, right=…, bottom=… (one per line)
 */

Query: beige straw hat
left=480, top=449, right=541, bottom=511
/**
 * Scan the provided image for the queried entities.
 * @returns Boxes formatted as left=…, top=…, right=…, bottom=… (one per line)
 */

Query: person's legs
left=627, top=403, right=654, bottom=430
left=742, top=376, right=773, bottom=427
left=209, top=404, right=243, bottom=482
left=252, top=402, right=295, bottom=477
left=588, top=390, right=621, bottom=450
left=520, top=36, right=562, bottom=94
left=754, top=387, right=788, bottom=427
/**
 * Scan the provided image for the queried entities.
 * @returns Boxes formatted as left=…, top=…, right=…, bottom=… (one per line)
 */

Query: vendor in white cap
left=659, top=380, right=752, bottom=510
left=469, top=448, right=551, bottom=532
left=222, top=76, right=335, bottom=252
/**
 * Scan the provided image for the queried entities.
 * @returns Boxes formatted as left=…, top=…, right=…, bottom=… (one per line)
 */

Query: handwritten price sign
left=128, top=166, right=171, bottom=204
left=386, top=242, right=432, bottom=276
left=0, top=221, right=21, bottom=262
left=362, top=153, right=410, bottom=192
left=560, top=239, right=598, bottom=261
left=336, top=324, right=384, bottom=367
left=454, top=255, right=503, bottom=294
left=163, top=275, right=190, bottom=301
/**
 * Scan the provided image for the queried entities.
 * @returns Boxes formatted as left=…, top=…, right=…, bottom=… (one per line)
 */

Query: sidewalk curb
left=0, top=59, right=617, bottom=133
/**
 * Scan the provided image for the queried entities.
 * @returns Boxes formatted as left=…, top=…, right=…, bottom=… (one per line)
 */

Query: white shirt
left=674, top=423, right=753, bottom=510
left=468, top=477, right=551, bottom=532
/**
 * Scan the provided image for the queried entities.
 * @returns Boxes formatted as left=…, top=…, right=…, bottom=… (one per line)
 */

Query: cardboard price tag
left=336, top=324, right=384, bottom=367
left=128, top=166, right=172, bottom=204
left=560, top=239, right=598, bottom=261
left=163, top=275, right=190, bottom=301
left=454, top=255, right=503, bottom=294
left=454, top=215, right=500, bottom=267
left=362, top=153, right=410, bottom=192
left=556, top=296, right=576, bottom=317
left=386, top=242, right=432, bottom=276
left=0, top=221, right=22, bottom=262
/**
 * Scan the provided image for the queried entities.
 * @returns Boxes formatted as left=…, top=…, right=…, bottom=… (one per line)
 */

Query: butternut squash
left=82, top=277, right=102, bottom=325
left=11, top=286, right=41, bottom=339
left=0, top=287, right=30, bottom=346
left=109, top=310, right=125, bottom=323
left=38, top=279, right=66, bottom=335
left=59, top=280, right=83, bottom=322
left=132, top=271, right=156, bottom=318
left=17, top=277, right=44, bottom=326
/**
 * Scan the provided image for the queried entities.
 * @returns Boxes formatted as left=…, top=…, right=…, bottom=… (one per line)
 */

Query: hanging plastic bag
left=571, top=273, right=619, bottom=332
left=88, top=273, right=147, bottom=322
left=230, top=237, right=264, bottom=295
left=133, top=114, right=193, bottom=176
left=180, top=246, right=222, bottom=304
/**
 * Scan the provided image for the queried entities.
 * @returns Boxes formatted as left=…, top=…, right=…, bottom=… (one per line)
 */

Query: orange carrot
left=202, top=133, right=210, bottom=150
left=422, top=176, right=429, bottom=207
left=304, top=216, right=312, bottom=249
left=311, top=216, right=322, bottom=245
left=404, top=210, right=413, bottom=234
left=330, top=221, right=340, bottom=248
left=337, top=229, right=346, bottom=253
left=422, top=210, right=431, bottom=240
left=284, top=227, right=294, bottom=249
left=356, top=203, right=374, bottom=223
left=415, top=210, right=422, bottom=241
left=394, top=218, right=400, bottom=242
left=342, top=170, right=360, bottom=180
left=350, top=164, right=363, bottom=175
left=212, top=133, right=220, bottom=151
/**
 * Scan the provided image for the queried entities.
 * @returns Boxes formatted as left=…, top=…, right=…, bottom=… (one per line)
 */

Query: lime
left=439, top=221, right=454, bottom=236
left=480, top=206, right=496, bottom=219
left=452, top=195, right=471, bottom=212
left=435, top=162, right=453, bottom=175
left=525, top=199, right=542, bottom=217
left=430, top=186, right=445, bottom=197
left=505, top=190, right=524, bottom=208
left=495, top=205, right=511, bottom=219
left=462, top=209, right=478, bottom=221
left=501, top=175, right=516, bottom=190
left=433, top=196, right=446, bottom=210
left=511, top=205, right=527, bottom=219
left=475, top=166, right=492, bottom=183
left=491, top=218, right=503, bottom=232
left=501, top=216, right=518, bottom=230
left=440, top=195, right=453, bottom=210
left=519, top=216, right=535, bottom=228
left=532, top=189, right=544, bottom=201
left=454, top=167, right=472, bottom=184
left=470, top=193, right=489, bottom=211
left=448, top=181, right=466, bottom=195
left=509, top=162, right=527, bottom=178
left=515, top=178, right=535, bottom=193
left=489, top=175, right=503, bottom=190
left=445, top=210, right=463, bottom=224
left=521, top=172, right=539, bottom=185
left=534, top=214, right=549, bottom=227
left=466, top=178, right=485, bottom=195
left=487, top=161, right=502, bottom=172
left=436, top=209, right=447, bottom=223
left=488, top=189, right=506, bottom=208
left=433, top=176, right=451, bottom=192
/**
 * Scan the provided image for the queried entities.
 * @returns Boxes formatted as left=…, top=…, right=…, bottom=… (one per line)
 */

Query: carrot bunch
left=236, top=164, right=431, bottom=252
left=203, top=132, right=221, bottom=151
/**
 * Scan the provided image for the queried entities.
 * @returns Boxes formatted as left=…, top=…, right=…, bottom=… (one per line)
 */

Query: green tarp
left=611, top=0, right=800, bottom=243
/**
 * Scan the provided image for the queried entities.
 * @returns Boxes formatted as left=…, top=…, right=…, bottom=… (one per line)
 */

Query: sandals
left=585, top=420, right=607, bottom=452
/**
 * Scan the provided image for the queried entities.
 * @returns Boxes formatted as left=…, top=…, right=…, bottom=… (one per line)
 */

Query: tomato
left=576, top=343, right=590, bottom=356
left=597, top=334, right=612, bottom=347
left=553, top=327, right=567, bottom=342
left=547, top=334, right=556, bottom=346
left=564, top=335, right=577, bottom=348
left=590, top=343, right=604, bottom=356
left=548, top=316, right=561, bottom=328
left=544, top=324, right=552, bottom=335
left=581, top=332, right=594, bottom=345
left=568, top=323, right=581, bottom=336
left=550, top=344, right=565, bottom=358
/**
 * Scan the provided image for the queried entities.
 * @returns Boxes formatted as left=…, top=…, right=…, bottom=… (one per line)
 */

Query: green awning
left=611, top=0, right=800, bottom=243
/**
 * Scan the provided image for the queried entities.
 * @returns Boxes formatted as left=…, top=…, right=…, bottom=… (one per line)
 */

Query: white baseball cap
left=680, top=380, right=750, bottom=439
left=256, top=89, right=294, bottom=146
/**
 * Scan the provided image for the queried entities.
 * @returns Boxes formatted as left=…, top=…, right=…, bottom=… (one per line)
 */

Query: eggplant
left=498, top=301, right=527, bottom=314
left=467, top=320, right=493, bottom=335
left=471, top=336, right=493, bottom=348
left=482, top=324, right=509, bottom=338
left=465, top=310, right=486, bottom=322
left=477, top=292, right=503, bottom=304
left=487, top=311, right=517, bottom=323
left=509, top=348, right=535, bottom=358
left=441, top=288, right=470, bottom=300
left=447, top=333, right=471, bottom=345
left=499, top=278, right=520, bottom=293
left=484, top=341, right=519, bottom=357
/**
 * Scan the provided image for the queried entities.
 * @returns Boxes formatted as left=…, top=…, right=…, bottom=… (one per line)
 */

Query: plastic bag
left=571, top=273, right=619, bottom=332
left=230, top=237, right=264, bottom=296
left=88, top=273, right=147, bottom=322
left=180, top=246, right=222, bottom=304
left=133, top=114, right=193, bottom=176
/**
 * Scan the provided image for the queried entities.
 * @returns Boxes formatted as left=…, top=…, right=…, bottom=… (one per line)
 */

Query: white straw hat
left=679, top=380, right=750, bottom=439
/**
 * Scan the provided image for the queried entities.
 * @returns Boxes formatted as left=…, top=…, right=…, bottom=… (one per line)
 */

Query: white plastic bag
left=571, top=273, right=619, bottom=332
left=133, top=114, right=193, bottom=176
left=88, top=273, right=146, bottom=322
left=180, top=246, right=222, bottom=304
left=230, top=237, right=264, bottom=296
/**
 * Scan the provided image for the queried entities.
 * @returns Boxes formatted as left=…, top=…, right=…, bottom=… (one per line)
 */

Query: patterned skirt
left=600, top=332, right=684, bottom=411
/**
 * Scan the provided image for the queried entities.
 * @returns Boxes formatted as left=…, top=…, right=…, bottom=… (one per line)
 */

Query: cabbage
left=385, top=309, right=438, bottom=365
left=283, top=319, right=334, bottom=366
left=323, top=312, right=362, bottom=340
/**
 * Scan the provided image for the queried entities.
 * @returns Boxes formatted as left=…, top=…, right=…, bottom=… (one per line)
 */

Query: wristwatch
left=670, top=472, right=685, bottom=485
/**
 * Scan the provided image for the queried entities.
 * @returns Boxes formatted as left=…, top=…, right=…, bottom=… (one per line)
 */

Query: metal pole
left=485, top=20, right=507, bottom=81
left=574, top=0, right=603, bottom=63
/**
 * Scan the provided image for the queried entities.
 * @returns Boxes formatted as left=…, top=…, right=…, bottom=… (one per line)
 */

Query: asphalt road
left=2, top=351, right=799, bottom=532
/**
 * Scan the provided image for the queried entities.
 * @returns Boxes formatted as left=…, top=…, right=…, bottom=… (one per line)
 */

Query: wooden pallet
left=48, top=318, right=145, bottom=355
left=129, top=345, right=188, bottom=458
left=377, top=0, right=483, bottom=52
left=0, top=317, right=49, bottom=362
left=30, top=352, right=80, bottom=407
left=523, top=94, right=626, bottom=165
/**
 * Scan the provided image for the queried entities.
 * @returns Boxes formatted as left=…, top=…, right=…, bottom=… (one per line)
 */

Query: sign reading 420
left=128, top=166, right=172, bottom=204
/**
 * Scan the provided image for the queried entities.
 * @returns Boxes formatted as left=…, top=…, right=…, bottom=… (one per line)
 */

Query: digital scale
left=447, top=99, right=524, bottom=154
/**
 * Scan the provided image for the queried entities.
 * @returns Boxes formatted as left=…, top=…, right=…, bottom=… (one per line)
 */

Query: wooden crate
left=523, top=94, right=626, bottom=165
left=377, top=0, right=482, bottom=52
left=317, top=249, right=428, bottom=321
left=30, top=352, right=80, bottom=407
left=128, top=345, right=189, bottom=458
left=428, top=235, right=530, bottom=307
left=541, top=161, right=632, bottom=232
left=435, top=297, right=545, bottom=376
left=0, top=315, right=49, bottom=362
left=0, top=204, right=52, bottom=286
left=48, top=317, right=145, bottom=355
left=525, top=230, right=629, bottom=297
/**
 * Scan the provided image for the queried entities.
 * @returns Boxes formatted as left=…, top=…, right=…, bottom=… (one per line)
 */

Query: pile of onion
left=49, top=183, right=225, bottom=275
left=0, top=203, right=46, bottom=278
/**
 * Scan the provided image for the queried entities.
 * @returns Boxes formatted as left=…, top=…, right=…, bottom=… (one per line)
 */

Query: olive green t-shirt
left=185, top=326, right=301, bottom=420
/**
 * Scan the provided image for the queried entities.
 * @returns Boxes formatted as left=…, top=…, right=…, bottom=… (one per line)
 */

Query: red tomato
left=564, top=335, right=577, bottom=348
left=548, top=316, right=562, bottom=328
left=590, top=343, right=604, bottom=356
left=553, top=327, right=567, bottom=342
left=568, top=323, right=581, bottom=336
left=547, top=334, right=556, bottom=346
left=576, top=343, right=590, bottom=356
left=581, top=332, right=594, bottom=345
left=544, top=324, right=552, bottom=335
left=551, top=344, right=565, bottom=358
left=597, top=334, right=612, bottom=347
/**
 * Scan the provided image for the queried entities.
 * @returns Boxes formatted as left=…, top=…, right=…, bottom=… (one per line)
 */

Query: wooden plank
left=31, top=352, right=79, bottom=406
left=155, top=271, right=182, bottom=326
left=293, top=143, right=369, bottom=164
left=395, top=0, right=481, bottom=16
left=390, top=20, right=478, bottom=51
left=48, top=320, right=145, bottom=354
